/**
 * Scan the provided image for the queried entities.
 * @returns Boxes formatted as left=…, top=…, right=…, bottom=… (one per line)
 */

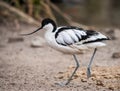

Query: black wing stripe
left=75, top=34, right=81, bottom=41
left=86, top=30, right=98, bottom=36
left=83, top=38, right=109, bottom=44
left=55, top=26, right=83, bottom=38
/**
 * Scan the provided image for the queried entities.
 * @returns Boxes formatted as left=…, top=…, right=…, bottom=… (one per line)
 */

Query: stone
left=96, top=80, right=104, bottom=86
left=81, top=78, right=87, bottom=82
left=8, top=37, right=24, bottom=43
left=112, top=52, right=120, bottom=58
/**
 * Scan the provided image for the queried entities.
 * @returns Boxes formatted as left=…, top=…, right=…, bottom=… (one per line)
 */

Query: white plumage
left=21, top=18, right=110, bottom=86
left=44, top=25, right=109, bottom=54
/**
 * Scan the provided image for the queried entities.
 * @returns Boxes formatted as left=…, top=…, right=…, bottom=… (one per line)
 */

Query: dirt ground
left=0, top=23, right=120, bottom=91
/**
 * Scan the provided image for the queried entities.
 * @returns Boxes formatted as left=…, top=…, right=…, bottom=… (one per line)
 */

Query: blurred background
left=0, top=0, right=120, bottom=91
left=1, top=0, right=120, bottom=28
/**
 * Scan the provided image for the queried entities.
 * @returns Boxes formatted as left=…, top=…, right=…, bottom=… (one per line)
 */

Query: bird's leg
left=87, top=48, right=97, bottom=78
left=55, top=54, right=80, bottom=86
left=64, top=54, right=80, bottom=85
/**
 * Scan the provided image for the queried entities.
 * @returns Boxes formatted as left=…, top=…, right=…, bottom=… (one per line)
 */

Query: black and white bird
left=21, top=18, right=110, bottom=85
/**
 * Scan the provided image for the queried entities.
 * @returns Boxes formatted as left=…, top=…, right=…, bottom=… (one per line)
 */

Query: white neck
left=43, top=23, right=54, bottom=32
left=44, top=23, right=56, bottom=48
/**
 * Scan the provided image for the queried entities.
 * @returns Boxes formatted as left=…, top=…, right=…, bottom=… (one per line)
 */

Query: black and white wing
left=55, top=26, right=109, bottom=46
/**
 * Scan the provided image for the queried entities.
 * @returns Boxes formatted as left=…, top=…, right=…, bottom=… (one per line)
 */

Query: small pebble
left=108, top=85, right=114, bottom=90
left=81, top=72, right=85, bottom=75
left=58, top=72, right=64, bottom=74
left=114, top=74, right=120, bottom=78
left=96, top=80, right=104, bottom=86
left=58, top=76, right=64, bottom=79
left=103, top=75, right=112, bottom=79
left=91, top=77, right=96, bottom=81
left=81, top=78, right=87, bottom=82
left=112, top=52, right=120, bottom=58
left=8, top=37, right=24, bottom=43
left=10, top=82, right=16, bottom=86
left=74, top=74, right=79, bottom=79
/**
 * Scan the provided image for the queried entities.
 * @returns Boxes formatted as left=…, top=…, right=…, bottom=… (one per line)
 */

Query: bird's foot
left=87, top=67, right=91, bottom=78
left=55, top=81, right=69, bottom=87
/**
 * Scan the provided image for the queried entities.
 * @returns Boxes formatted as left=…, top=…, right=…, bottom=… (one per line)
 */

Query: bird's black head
left=41, top=18, right=56, bottom=28
left=20, top=18, right=57, bottom=36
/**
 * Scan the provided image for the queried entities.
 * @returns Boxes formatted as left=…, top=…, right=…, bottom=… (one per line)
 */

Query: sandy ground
left=0, top=24, right=120, bottom=91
